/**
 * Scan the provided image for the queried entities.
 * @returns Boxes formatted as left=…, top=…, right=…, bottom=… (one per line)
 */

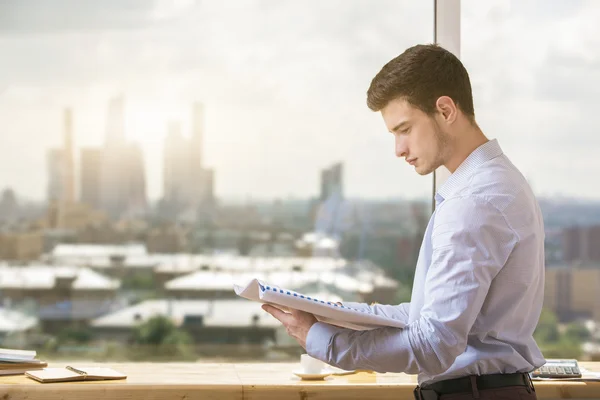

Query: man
left=263, top=44, right=545, bottom=400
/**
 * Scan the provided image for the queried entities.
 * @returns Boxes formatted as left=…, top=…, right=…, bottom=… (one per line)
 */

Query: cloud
left=462, top=0, right=600, bottom=199
left=0, top=0, right=159, bottom=34
left=1, top=0, right=599, bottom=200
left=0, top=0, right=434, bottom=200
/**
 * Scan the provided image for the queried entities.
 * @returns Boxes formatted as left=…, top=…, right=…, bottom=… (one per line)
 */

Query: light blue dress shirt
left=306, top=139, right=546, bottom=384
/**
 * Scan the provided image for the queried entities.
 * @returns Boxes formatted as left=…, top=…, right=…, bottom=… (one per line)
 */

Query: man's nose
left=395, top=135, right=408, bottom=158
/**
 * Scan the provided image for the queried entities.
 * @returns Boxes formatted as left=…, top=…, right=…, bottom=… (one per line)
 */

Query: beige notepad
left=25, top=366, right=127, bottom=383
left=0, top=360, right=46, bottom=369
left=0, top=360, right=47, bottom=376
left=0, top=347, right=37, bottom=362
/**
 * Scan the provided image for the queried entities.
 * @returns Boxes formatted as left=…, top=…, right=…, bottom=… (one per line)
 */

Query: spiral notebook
left=25, top=366, right=126, bottom=383
left=234, top=278, right=406, bottom=331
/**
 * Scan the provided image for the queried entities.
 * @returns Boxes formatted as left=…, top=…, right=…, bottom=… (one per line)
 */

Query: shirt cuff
left=306, top=322, right=344, bottom=363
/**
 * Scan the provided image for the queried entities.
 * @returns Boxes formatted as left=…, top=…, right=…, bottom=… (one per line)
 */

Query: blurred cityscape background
left=1, top=0, right=599, bottom=362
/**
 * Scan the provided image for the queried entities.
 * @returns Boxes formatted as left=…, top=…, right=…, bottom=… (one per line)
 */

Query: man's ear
left=435, top=96, right=458, bottom=124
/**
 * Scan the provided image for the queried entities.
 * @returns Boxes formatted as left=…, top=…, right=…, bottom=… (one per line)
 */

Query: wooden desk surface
left=0, top=361, right=599, bottom=400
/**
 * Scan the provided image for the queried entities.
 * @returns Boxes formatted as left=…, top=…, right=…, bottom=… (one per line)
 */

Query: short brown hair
left=366, top=44, right=475, bottom=119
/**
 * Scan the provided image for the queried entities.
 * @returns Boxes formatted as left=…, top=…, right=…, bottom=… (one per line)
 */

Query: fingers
left=290, top=308, right=304, bottom=317
left=263, top=303, right=285, bottom=312
left=262, top=304, right=292, bottom=324
left=290, top=308, right=311, bottom=318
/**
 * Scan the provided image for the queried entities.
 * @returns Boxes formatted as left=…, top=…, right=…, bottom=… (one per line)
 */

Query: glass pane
left=463, top=0, right=600, bottom=360
left=0, top=1, right=433, bottom=363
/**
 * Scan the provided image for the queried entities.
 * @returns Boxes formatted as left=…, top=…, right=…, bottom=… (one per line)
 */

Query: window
left=462, top=0, right=600, bottom=359
left=0, top=1, right=433, bottom=362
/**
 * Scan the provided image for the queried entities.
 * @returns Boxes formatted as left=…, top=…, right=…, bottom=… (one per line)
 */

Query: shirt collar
left=436, top=139, right=503, bottom=204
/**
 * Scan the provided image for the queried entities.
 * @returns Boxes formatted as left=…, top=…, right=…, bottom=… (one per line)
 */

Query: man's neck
left=444, top=125, right=488, bottom=173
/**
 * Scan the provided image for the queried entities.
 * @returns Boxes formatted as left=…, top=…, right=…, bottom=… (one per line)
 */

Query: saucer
left=292, top=369, right=334, bottom=380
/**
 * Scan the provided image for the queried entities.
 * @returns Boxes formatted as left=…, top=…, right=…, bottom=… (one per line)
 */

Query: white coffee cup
left=301, top=354, right=324, bottom=374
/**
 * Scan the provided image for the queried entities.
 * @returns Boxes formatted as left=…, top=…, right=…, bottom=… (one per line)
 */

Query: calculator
left=531, top=359, right=582, bottom=379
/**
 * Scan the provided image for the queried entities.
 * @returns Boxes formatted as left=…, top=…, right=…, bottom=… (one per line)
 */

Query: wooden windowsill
left=0, top=361, right=599, bottom=399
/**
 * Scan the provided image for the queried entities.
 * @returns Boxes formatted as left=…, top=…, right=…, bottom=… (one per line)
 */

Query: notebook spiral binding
left=66, top=366, right=88, bottom=379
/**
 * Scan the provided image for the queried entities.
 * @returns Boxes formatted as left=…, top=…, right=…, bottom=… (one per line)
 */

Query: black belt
left=414, top=372, right=534, bottom=400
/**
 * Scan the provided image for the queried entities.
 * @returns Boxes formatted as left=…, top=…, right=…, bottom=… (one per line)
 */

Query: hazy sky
left=0, top=0, right=598, bottom=201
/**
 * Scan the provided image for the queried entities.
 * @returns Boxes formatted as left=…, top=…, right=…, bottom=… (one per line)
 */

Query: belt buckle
left=413, top=386, right=422, bottom=400
left=524, top=373, right=535, bottom=393
left=414, top=386, right=439, bottom=400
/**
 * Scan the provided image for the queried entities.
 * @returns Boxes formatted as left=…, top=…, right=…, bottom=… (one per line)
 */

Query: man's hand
left=262, top=304, right=318, bottom=349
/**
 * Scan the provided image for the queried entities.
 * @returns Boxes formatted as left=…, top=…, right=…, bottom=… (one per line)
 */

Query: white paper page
left=0, top=348, right=36, bottom=361
left=234, top=278, right=405, bottom=331
left=25, top=368, right=81, bottom=382
left=0, top=367, right=44, bottom=376
left=75, top=367, right=127, bottom=379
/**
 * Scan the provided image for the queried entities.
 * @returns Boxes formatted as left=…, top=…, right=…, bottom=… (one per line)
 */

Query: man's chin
left=415, top=165, right=434, bottom=176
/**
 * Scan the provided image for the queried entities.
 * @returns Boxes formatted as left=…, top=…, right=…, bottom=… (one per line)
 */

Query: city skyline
left=1, top=0, right=599, bottom=201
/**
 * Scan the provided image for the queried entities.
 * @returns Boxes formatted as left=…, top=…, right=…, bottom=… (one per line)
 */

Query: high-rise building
left=162, top=102, right=213, bottom=216
left=202, top=168, right=215, bottom=205
left=100, top=95, right=127, bottom=217
left=0, top=188, right=19, bottom=222
left=562, top=225, right=600, bottom=264
left=0, top=230, right=44, bottom=261
left=190, top=102, right=208, bottom=204
left=123, top=143, right=147, bottom=216
left=99, top=95, right=147, bottom=218
left=80, top=147, right=103, bottom=209
left=589, top=225, right=600, bottom=262
left=163, top=121, right=189, bottom=207
left=320, top=162, right=343, bottom=202
left=544, top=268, right=600, bottom=322
left=104, top=94, right=126, bottom=146
left=191, top=102, right=204, bottom=174
left=63, top=109, right=76, bottom=203
left=47, top=148, right=64, bottom=202
left=315, top=162, right=345, bottom=238
left=47, top=108, right=77, bottom=205
left=563, top=227, right=583, bottom=263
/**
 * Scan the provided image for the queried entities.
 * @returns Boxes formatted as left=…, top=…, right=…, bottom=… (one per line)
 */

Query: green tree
left=565, top=322, right=591, bottom=342
left=534, top=309, right=560, bottom=343
left=131, top=315, right=195, bottom=360
left=121, top=273, right=156, bottom=291
left=57, top=327, right=92, bottom=344
left=538, top=337, right=582, bottom=359
left=533, top=309, right=583, bottom=359
left=394, top=283, right=412, bottom=304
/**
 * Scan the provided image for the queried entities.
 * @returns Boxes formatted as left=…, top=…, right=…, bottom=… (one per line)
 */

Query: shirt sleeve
left=306, top=197, right=517, bottom=376
left=340, top=302, right=410, bottom=323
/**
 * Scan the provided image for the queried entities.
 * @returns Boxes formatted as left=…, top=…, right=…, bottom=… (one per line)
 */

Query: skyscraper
left=162, top=102, right=213, bottom=216
left=47, top=148, right=64, bottom=203
left=190, top=102, right=207, bottom=205
left=99, top=95, right=147, bottom=218
left=191, top=102, right=204, bottom=174
left=315, top=162, right=345, bottom=239
left=562, top=225, right=600, bottom=264
left=63, top=108, right=76, bottom=203
left=163, top=121, right=189, bottom=207
left=80, top=147, right=103, bottom=209
left=104, top=94, right=126, bottom=146
left=47, top=108, right=76, bottom=204
left=100, top=95, right=126, bottom=216
left=123, top=143, right=147, bottom=216
left=320, top=162, right=343, bottom=202
left=0, top=188, right=19, bottom=222
left=202, top=168, right=215, bottom=205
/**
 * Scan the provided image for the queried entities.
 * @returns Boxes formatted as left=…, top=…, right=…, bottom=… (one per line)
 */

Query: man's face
left=381, top=98, right=450, bottom=175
